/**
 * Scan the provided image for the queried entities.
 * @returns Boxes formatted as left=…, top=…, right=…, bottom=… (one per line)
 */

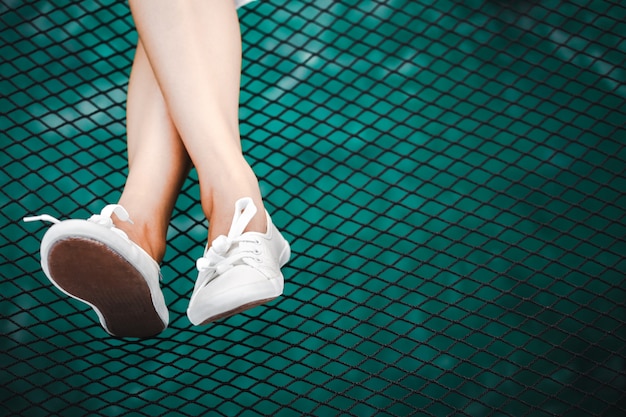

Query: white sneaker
left=23, top=205, right=168, bottom=338
left=187, top=197, right=290, bottom=325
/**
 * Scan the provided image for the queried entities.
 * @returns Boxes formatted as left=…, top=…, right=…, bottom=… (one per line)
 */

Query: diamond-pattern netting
left=2, top=0, right=625, bottom=416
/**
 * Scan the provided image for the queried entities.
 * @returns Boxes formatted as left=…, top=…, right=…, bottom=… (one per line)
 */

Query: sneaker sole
left=47, top=237, right=166, bottom=338
left=198, top=296, right=278, bottom=326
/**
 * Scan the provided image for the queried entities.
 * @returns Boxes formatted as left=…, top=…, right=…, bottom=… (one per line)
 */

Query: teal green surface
left=2, top=0, right=625, bottom=416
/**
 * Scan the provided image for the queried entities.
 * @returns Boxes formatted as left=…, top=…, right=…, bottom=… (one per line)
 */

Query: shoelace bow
left=24, top=204, right=134, bottom=240
left=23, top=205, right=163, bottom=282
left=195, top=198, right=260, bottom=286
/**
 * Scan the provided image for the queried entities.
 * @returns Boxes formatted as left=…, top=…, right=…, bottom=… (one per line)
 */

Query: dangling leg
left=25, top=40, right=190, bottom=337
left=128, top=0, right=266, bottom=243
left=128, top=0, right=290, bottom=325
left=116, top=39, right=191, bottom=263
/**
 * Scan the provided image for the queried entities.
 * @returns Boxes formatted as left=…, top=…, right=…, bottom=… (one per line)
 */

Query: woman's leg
left=24, top=40, right=187, bottom=337
left=115, top=39, right=191, bottom=262
left=127, top=0, right=266, bottom=243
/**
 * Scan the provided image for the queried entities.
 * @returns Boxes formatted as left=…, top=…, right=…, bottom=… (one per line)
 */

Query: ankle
left=113, top=217, right=166, bottom=263
left=199, top=161, right=268, bottom=242
left=205, top=188, right=267, bottom=239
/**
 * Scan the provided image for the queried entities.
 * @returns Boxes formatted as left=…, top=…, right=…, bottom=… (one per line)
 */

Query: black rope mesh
left=2, top=0, right=625, bottom=416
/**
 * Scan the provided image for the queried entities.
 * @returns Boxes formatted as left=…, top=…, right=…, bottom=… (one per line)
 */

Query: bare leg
left=128, top=0, right=267, bottom=243
left=116, top=39, right=191, bottom=262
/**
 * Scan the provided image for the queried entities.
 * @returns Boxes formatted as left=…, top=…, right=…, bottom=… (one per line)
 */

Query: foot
left=187, top=197, right=290, bottom=325
left=24, top=205, right=169, bottom=338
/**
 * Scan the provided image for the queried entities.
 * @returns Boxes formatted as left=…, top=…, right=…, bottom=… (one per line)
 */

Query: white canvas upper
left=24, top=205, right=169, bottom=336
left=187, top=197, right=290, bottom=325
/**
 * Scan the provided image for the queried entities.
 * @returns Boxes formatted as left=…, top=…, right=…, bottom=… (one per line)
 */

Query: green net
left=2, top=0, right=625, bottom=416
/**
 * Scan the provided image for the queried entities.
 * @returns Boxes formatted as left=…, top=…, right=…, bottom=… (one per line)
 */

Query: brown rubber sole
left=199, top=297, right=276, bottom=326
left=47, top=237, right=165, bottom=338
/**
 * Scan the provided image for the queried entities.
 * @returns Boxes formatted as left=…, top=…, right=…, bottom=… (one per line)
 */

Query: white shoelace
left=23, top=205, right=164, bottom=282
left=195, top=198, right=261, bottom=288
left=24, top=204, right=134, bottom=240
